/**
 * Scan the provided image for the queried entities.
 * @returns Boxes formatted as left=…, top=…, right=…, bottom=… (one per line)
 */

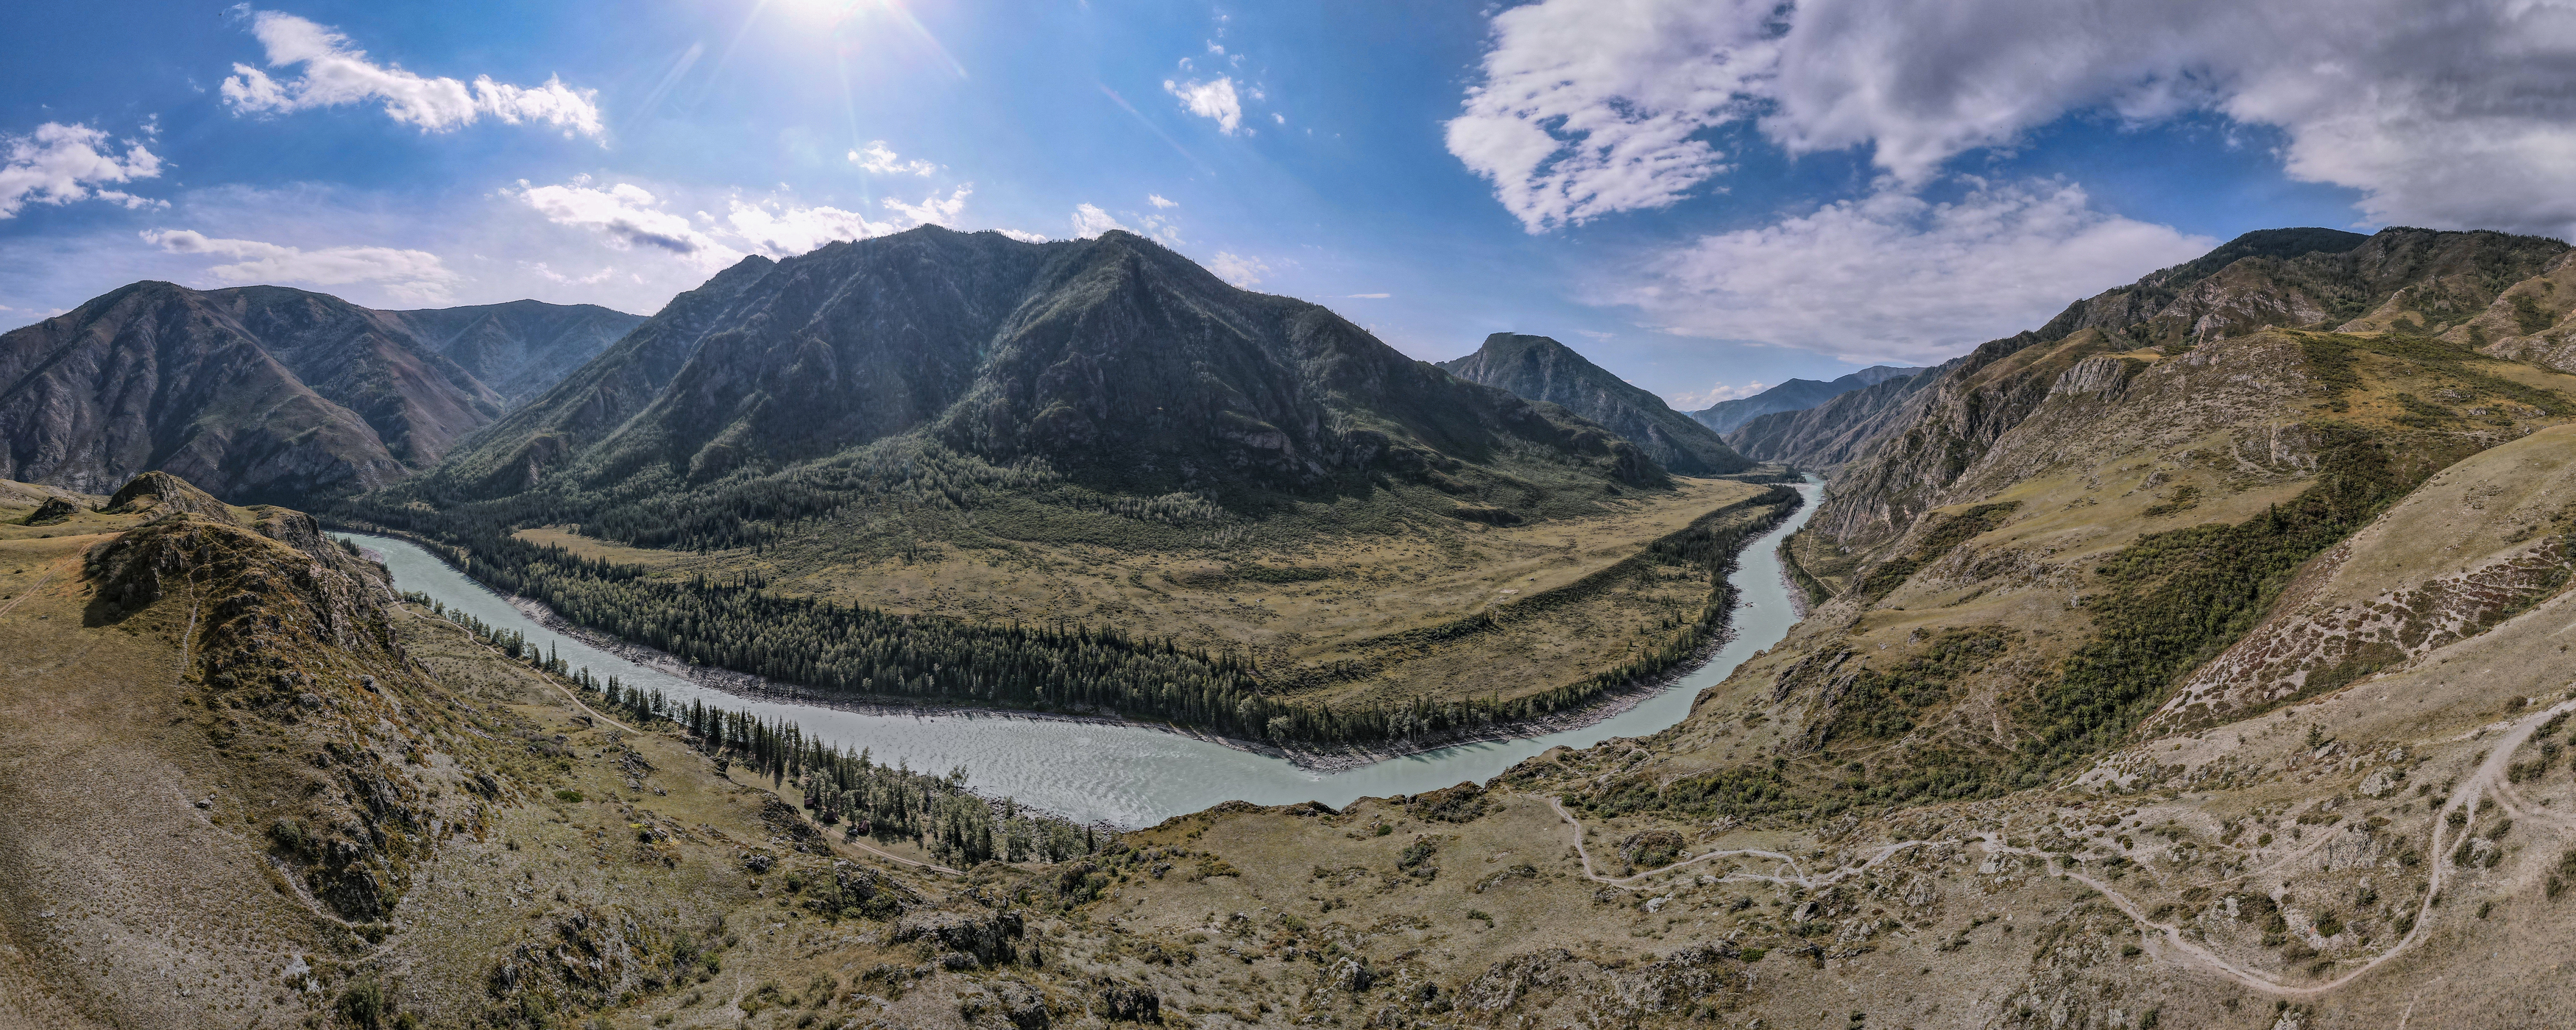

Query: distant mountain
left=381, top=299, right=643, bottom=405
left=0, top=282, right=634, bottom=505
left=1688, top=366, right=1925, bottom=435
left=405, top=227, right=1660, bottom=530
left=1726, top=365, right=1946, bottom=472
left=1438, top=333, right=1751, bottom=476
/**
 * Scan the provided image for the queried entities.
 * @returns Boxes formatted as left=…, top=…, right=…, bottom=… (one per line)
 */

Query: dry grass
left=515, top=477, right=1775, bottom=709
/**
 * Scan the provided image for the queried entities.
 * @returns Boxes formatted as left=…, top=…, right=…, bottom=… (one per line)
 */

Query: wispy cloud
left=1148, top=193, right=1178, bottom=210
left=1344, top=292, right=1390, bottom=299
left=1616, top=179, right=2210, bottom=363
left=221, top=8, right=603, bottom=139
left=1669, top=380, right=1769, bottom=409
left=141, top=227, right=461, bottom=302
left=1209, top=252, right=1268, bottom=288
left=1, top=122, right=163, bottom=218
left=849, top=141, right=938, bottom=176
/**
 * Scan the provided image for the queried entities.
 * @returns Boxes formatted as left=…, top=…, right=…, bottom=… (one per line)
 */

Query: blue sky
left=5, top=1, right=2571, bottom=410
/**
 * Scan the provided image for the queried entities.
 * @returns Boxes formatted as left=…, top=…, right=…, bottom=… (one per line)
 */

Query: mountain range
left=26, top=221, right=2576, bottom=1027
left=1687, top=364, right=1924, bottom=434
left=399, top=227, right=1663, bottom=535
left=1437, top=332, right=1751, bottom=476
left=0, top=283, right=637, bottom=505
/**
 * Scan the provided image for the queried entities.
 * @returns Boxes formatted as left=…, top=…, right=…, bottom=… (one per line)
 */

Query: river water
left=336, top=484, right=1814, bottom=827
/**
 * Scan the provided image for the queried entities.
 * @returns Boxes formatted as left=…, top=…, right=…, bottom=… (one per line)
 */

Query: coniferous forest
left=361, top=483, right=1801, bottom=747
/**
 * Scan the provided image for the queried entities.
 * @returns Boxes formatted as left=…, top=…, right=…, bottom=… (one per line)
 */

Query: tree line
left=360, top=486, right=1801, bottom=747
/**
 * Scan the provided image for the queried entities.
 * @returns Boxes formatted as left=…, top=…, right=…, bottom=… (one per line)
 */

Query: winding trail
left=1543, top=695, right=2576, bottom=998
left=0, top=558, right=66, bottom=619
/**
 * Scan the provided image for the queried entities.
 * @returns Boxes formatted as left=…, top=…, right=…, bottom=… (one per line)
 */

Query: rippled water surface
left=338, top=484, right=1814, bottom=827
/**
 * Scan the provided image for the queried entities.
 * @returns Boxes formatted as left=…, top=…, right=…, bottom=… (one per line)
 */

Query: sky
left=6, top=1, right=2575, bottom=411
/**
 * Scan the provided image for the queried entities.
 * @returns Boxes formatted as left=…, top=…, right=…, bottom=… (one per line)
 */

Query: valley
left=22, top=223, right=2576, bottom=1029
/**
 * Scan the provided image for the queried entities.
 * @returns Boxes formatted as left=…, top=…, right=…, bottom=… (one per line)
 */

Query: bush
left=554, top=789, right=585, bottom=803
left=337, top=976, right=389, bottom=1029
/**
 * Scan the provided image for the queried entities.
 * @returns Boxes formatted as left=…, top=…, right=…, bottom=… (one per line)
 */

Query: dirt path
left=0, top=558, right=67, bottom=619
left=1544, top=697, right=2576, bottom=998
left=1546, top=795, right=1934, bottom=891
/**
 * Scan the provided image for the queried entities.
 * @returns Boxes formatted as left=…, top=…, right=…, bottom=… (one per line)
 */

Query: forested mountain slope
left=0, top=283, right=634, bottom=505
left=355, top=227, right=1790, bottom=740
left=1439, top=332, right=1751, bottom=475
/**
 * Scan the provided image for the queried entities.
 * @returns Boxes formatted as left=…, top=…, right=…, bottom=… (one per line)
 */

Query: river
left=334, top=483, right=1814, bottom=827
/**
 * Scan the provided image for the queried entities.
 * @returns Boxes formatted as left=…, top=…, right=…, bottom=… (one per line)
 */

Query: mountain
left=1688, top=364, right=1925, bottom=434
left=410, top=227, right=1661, bottom=514
left=1780, top=226, right=2565, bottom=547
left=362, top=227, right=1786, bottom=728
left=0, top=283, right=634, bottom=505
left=1437, top=332, right=1752, bottom=476
left=1724, top=361, right=1946, bottom=472
left=380, top=299, right=643, bottom=405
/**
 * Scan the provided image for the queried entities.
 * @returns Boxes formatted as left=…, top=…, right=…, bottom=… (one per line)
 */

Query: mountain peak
left=1440, top=332, right=1749, bottom=476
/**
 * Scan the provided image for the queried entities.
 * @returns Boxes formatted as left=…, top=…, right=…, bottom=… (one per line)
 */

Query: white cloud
left=993, top=228, right=1050, bottom=244
left=1209, top=252, right=1269, bottom=289
left=1345, top=292, right=1390, bottom=299
left=1617, top=180, right=2211, bottom=364
left=517, top=177, right=986, bottom=268
left=1451, top=0, right=2576, bottom=240
left=1574, top=329, right=1614, bottom=340
left=141, top=228, right=461, bottom=302
left=721, top=199, right=888, bottom=258
left=1070, top=203, right=1126, bottom=238
left=520, top=261, right=619, bottom=286
left=1669, top=381, right=1769, bottom=409
left=1446, top=0, right=1773, bottom=231
left=1, top=123, right=163, bottom=219
left=881, top=185, right=969, bottom=227
left=1148, top=193, right=1178, bottom=210
left=1164, top=77, right=1245, bottom=135
left=849, top=141, right=938, bottom=177
left=514, top=179, right=738, bottom=267
left=220, top=9, right=602, bottom=139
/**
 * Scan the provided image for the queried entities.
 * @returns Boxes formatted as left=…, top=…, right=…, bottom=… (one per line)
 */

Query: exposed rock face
left=0, top=281, right=635, bottom=505
left=20, top=495, right=75, bottom=525
left=1440, top=333, right=1749, bottom=475
left=414, top=227, right=1661, bottom=509
left=891, top=908, right=1027, bottom=967
left=104, top=469, right=238, bottom=524
left=1691, top=366, right=1924, bottom=435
